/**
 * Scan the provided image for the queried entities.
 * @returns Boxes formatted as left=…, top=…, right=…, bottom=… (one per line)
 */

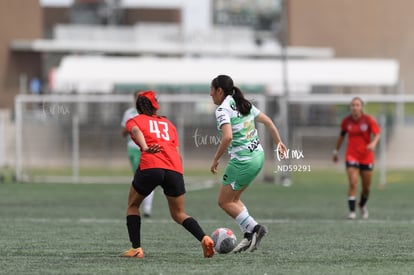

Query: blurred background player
left=333, top=97, right=381, bottom=219
left=209, top=75, right=287, bottom=253
left=120, top=91, right=214, bottom=259
left=121, top=91, right=154, bottom=217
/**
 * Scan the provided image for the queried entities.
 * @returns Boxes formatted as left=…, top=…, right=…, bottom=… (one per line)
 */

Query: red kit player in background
left=119, top=91, right=214, bottom=258
left=333, top=97, right=380, bottom=220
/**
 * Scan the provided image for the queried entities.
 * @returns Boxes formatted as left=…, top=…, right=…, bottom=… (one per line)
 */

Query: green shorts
left=222, top=151, right=264, bottom=191
left=128, top=147, right=141, bottom=172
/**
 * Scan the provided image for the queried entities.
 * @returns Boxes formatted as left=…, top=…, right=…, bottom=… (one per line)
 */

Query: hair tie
left=232, top=88, right=235, bottom=96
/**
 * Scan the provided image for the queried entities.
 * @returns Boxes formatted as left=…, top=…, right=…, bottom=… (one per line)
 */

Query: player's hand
left=144, top=144, right=161, bottom=154
left=210, top=160, right=219, bottom=174
left=277, top=142, right=287, bottom=157
left=366, top=143, right=376, bottom=151
left=332, top=150, right=338, bottom=163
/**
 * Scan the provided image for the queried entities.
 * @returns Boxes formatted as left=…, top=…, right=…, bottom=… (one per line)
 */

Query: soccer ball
left=211, top=227, right=237, bottom=254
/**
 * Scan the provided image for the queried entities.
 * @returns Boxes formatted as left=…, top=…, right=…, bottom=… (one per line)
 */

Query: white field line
left=27, top=177, right=217, bottom=191
left=7, top=218, right=414, bottom=225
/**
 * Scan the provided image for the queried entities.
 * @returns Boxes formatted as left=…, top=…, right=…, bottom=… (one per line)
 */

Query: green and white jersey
left=215, top=95, right=263, bottom=160
left=121, top=107, right=139, bottom=149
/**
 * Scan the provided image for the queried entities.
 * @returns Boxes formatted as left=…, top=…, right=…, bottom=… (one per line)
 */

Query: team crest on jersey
left=360, top=123, right=368, bottom=131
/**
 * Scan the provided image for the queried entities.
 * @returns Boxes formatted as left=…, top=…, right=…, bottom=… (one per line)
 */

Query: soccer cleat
left=201, top=236, right=215, bottom=258
left=119, top=247, right=144, bottom=259
left=232, top=232, right=252, bottom=253
left=246, top=224, right=268, bottom=252
left=359, top=206, right=369, bottom=219
left=348, top=212, right=356, bottom=220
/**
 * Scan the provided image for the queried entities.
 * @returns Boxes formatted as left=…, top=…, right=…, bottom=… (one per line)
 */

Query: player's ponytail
left=211, top=75, right=252, bottom=116
left=232, top=86, right=252, bottom=116
left=136, top=95, right=156, bottom=116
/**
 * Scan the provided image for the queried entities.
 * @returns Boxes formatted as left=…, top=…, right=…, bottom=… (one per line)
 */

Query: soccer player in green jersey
left=121, top=91, right=154, bottom=217
left=209, top=75, right=287, bottom=253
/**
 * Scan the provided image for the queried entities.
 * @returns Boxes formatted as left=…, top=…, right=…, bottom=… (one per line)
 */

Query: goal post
left=14, top=92, right=414, bottom=185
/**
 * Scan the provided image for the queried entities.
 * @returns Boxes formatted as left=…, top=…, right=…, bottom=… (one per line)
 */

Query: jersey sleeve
left=125, top=117, right=137, bottom=133
left=339, top=117, right=348, bottom=136
left=215, top=106, right=231, bottom=129
left=121, top=109, right=137, bottom=128
left=251, top=105, right=261, bottom=118
left=340, top=118, right=347, bottom=132
left=369, top=116, right=381, bottom=134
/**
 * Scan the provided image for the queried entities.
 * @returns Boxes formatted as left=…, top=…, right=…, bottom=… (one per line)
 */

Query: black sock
left=359, top=193, right=369, bottom=207
left=126, top=215, right=141, bottom=248
left=348, top=199, right=356, bottom=212
left=182, top=217, right=206, bottom=242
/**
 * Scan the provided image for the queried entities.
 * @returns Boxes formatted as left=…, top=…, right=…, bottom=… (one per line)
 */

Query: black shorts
left=345, top=161, right=374, bottom=171
left=132, top=168, right=186, bottom=197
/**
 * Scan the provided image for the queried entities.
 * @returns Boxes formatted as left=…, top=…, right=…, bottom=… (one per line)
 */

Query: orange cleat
left=201, top=236, right=215, bottom=258
left=119, top=247, right=144, bottom=259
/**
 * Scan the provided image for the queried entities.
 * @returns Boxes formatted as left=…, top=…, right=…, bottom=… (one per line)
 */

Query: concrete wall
left=0, top=0, right=42, bottom=108
left=288, top=0, right=414, bottom=93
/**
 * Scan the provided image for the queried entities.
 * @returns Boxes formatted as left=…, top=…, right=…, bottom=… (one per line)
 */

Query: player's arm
left=121, top=111, right=130, bottom=137
left=130, top=126, right=161, bottom=153
left=332, top=131, right=346, bottom=162
left=367, top=117, right=381, bottom=151
left=210, top=123, right=232, bottom=174
left=367, top=133, right=380, bottom=151
left=255, top=112, right=287, bottom=154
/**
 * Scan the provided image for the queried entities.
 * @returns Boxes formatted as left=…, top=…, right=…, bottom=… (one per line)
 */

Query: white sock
left=235, top=208, right=258, bottom=234
left=142, top=191, right=154, bottom=215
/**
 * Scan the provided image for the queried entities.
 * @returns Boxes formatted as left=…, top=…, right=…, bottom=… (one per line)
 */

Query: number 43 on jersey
left=149, top=120, right=170, bottom=141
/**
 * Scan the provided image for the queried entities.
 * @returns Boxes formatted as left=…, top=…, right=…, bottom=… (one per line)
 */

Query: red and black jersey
left=126, top=114, right=183, bottom=174
left=340, top=114, right=380, bottom=164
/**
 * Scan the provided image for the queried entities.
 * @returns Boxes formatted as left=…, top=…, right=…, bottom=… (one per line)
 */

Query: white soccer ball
left=211, top=227, right=237, bottom=254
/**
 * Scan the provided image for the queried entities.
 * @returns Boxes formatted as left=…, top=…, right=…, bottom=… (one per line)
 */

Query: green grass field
left=1, top=169, right=413, bottom=275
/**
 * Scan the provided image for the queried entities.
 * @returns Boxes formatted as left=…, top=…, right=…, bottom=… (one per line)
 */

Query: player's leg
left=219, top=153, right=266, bottom=252
left=345, top=162, right=359, bottom=219
left=358, top=164, right=373, bottom=219
left=218, top=184, right=254, bottom=253
left=163, top=170, right=214, bottom=258
left=218, top=184, right=246, bottom=218
left=121, top=168, right=158, bottom=258
left=121, top=185, right=146, bottom=258
left=166, top=194, right=214, bottom=257
left=129, top=147, right=154, bottom=217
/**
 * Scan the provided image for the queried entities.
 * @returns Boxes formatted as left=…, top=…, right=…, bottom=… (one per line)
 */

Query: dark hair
left=136, top=95, right=157, bottom=116
left=211, top=75, right=252, bottom=116
left=351, top=96, right=364, bottom=106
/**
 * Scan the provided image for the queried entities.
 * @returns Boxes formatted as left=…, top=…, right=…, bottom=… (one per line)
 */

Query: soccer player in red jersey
left=333, top=97, right=381, bottom=219
left=120, top=91, right=214, bottom=258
